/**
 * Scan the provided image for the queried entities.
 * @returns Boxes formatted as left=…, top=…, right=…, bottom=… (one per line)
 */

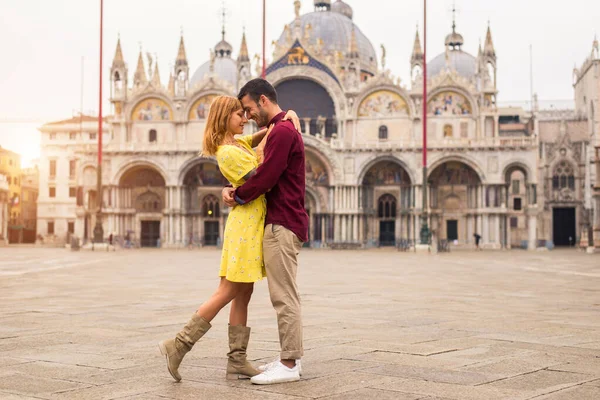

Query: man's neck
left=267, top=106, right=283, bottom=122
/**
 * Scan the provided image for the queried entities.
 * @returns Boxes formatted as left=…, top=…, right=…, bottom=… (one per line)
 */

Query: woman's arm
left=251, top=127, right=269, bottom=148
left=250, top=109, right=301, bottom=147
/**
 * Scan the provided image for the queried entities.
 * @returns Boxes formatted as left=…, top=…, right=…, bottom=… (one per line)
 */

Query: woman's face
left=228, top=108, right=248, bottom=135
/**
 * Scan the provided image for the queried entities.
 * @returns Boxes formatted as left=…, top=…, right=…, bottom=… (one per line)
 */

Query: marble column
left=483, top=215, right=489, bottom=244
left=506, top=216, right=512, bottom=249
left=495, top=215, right=501, bottom=247
left=528, top=213, right=538, bottom=250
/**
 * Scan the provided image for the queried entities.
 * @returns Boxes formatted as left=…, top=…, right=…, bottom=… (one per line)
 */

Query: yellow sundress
left=216, top=135, right=267, bottom=283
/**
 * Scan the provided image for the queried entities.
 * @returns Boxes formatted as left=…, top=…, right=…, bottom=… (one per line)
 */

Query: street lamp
left=93, top=0, right=105, bottom=244
left=419, top=0, right=431, bottom=245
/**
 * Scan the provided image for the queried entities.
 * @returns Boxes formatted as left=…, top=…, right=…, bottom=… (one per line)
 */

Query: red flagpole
left=422, top=0, right=427, bottom=170
left=93, top=0, right=104, bottom=244
left=420, top=0, right=430, bottom=244
left=98, top=0, right=103, bottom=168
left=261, top=0, right=266, bottom=78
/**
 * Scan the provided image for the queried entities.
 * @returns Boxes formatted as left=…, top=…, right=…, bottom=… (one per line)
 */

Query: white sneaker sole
left=259, top=363, right=303, bottom=376
left=251, top=375, right=300, bottom=385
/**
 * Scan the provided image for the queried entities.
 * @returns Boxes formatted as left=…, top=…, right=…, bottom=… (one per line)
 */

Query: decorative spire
left=411, top=27, right=423, bottom=64
left=151, top=56, right=161, bottom=87
left=176, top=34, right=188, bottom=67
left=133, top=47, right=147, bottom=85
left=484, top=22, right=496, bottom=58
left=238, top=29, right=250, bottom=62
left=220, top=1, right=228, bottom=41
left=112, top=36, right=125, bottom=68
left=167, top=71, right=175, bottom=95
left=444, top=3, right=464, bottom=50
left=348, top=26, right=359, bottom=58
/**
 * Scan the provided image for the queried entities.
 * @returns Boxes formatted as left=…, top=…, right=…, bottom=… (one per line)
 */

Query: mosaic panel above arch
left=358, top=90, right=408, bottom=118
left=189, top=95, right=218, bottom=120
left=183, top=162, right=228, bottom=187
left=428, top=91, right=472, bottom=116
left=305, top=152, right=329, bottom=186
left=429, top=162, right=481, bottom=186
left=132, top=98, right=173, bottom=121
left=363, top=162, right=411, bottom=186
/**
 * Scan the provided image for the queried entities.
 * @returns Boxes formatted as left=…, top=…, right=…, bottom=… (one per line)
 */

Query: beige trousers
left=263, top=224, right=304, bottom=360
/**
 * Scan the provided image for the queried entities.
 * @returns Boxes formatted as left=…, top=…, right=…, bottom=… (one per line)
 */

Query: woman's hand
left=283, top=110, right=302, bottom=132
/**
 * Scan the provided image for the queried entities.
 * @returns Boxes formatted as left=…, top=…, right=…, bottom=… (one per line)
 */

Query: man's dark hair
left=237, top=78, right=278, bottom=104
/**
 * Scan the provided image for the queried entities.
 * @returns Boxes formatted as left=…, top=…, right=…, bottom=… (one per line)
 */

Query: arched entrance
left=182, top=161, right=229, bottom=246
left=504, top=165, right=530, bottom=248
left=361, top=160, right=412, bottom=246
left=550, top=160, right=577, bottom=246
left=305, top=149, right=332, bottom=246
left=428, top=161, right=481, bottom=245
left=275, top=79, right=336, bottom=138
left=119, top=165, right=166, bottom=247
left=377, top=194, right=397, bottom=246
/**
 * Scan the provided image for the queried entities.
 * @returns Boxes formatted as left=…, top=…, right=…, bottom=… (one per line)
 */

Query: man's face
left=240, top=94, right=269, bottom=127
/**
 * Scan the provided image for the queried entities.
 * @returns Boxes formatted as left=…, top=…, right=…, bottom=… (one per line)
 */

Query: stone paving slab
left=1, top=247, right=599, bottom=399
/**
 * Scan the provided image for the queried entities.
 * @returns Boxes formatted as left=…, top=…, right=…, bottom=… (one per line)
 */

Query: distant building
left=0, top=174, right=9, bottom=243
left=21, top=167, right=39, bottom=243
left=0, top=146, right=22, bottom=243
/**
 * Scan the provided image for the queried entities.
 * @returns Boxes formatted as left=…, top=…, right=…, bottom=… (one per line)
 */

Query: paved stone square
left=0, top=247, right=599, bottom=399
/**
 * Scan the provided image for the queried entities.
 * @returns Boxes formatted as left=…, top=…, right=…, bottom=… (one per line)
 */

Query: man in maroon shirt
left=222, top=79, right=308, bottom=385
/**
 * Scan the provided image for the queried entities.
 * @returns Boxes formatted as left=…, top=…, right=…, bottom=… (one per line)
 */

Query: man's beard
left=255, top=106, right=270, bottom=127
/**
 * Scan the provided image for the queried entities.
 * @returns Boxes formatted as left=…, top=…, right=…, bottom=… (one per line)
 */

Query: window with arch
left=149, top=129, right=157, bottom=143
left=377, top=194, right=397, bottom=219
left=134, top=191, right=162, bottom=212
left=202, top=195, right=220, bottom=218
left=444, top=124, right=453, bottom=138
left=552, top=161, right=575, bottom=190
left=378, top=125, right=388, bottom=140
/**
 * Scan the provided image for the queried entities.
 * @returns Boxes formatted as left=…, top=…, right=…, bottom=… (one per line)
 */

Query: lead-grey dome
left=428, top=50, right=476, bottom=79
left=331, top=0, right=353, bottom=19
left=278, top=10, right=377, bottom=75
left=190, top=57, right=237, bottom=88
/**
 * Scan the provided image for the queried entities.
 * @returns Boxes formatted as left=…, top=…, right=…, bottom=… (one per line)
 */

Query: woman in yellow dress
left=159, top=95, right=300, bottom=382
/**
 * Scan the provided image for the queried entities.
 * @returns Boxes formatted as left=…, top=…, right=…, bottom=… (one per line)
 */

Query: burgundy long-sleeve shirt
left=234, top=111, right=309, bottom=242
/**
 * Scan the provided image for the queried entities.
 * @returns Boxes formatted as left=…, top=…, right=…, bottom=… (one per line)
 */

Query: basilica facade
left=36, top=0, right=600, bottom=249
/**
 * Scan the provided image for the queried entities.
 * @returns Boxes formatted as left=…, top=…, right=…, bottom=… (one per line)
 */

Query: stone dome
left=427, top=49, right=477, bottom=79
left=214, top=39, right=233, bottom=58
left=278, top=9, right=377, bottom=75
left=190, top=57, right=237, bottom=88
left=331, top=0, right=353, bottom=20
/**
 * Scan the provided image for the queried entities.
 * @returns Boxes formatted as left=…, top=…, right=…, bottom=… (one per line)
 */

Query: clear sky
left=0, top=0, right=598, bottom=165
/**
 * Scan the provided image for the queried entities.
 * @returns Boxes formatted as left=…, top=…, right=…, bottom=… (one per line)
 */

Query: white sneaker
left=259, top=358, right=303, bottom=376
left=251, top=361, right=300, bottom=385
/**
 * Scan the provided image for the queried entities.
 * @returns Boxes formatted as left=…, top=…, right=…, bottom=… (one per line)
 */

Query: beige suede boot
left=158, top=313, right=212, bottom=382
left=226, top=325, right=260, bottom=380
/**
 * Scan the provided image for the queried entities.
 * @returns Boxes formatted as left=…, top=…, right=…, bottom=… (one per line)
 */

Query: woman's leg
left=226, top=283, right=260, bottom=379
left=229, top=283, right=254, bottom=326
left=197, top=278, right=241, bottom=322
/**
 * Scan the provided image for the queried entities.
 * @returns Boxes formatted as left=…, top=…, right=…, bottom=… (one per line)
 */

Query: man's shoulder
left=272, top=120, right=300, bottom=139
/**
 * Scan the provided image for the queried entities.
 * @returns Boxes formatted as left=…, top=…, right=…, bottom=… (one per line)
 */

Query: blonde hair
left=201, top=95, right=242, bottom=156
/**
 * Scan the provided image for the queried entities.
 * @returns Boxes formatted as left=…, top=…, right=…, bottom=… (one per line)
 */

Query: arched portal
left=182, top=162, right=228, bottom=246
left=428, top=161, right=481, bottom=245
left=275, top=79, right=336, bottom=138
left=118, top=165, right=166, bottom=247
left=361, top=160, right=412, bottom=246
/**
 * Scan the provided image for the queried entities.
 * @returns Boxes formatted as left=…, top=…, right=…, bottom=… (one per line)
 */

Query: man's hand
left=222, top=187, right=237, bottom=207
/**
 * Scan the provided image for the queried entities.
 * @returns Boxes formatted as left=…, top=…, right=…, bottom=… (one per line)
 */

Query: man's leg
left=263, top=224, right=303, bottom=364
